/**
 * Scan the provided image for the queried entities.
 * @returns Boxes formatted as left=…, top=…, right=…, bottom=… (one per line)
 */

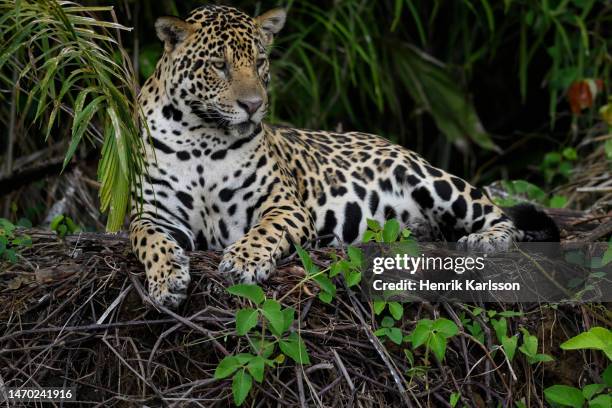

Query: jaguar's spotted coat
left=130, top=5, right=558, bottom=307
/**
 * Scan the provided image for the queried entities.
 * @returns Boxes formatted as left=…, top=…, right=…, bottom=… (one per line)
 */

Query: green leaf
left=345, top=270, right=361, bottom=287
left=531, top=353, right=554, bottom=363
left=381, top=316, right=395, bottom=328
left=236, top=308, right=259, bottom=336
left=249, top=336, right=275, bottom=359
left=50, top=214, right=64, bottom=231
left=388, top=302, right=403, bottom=320
left=501, top=335, right=518, bottom=361
left=602, top=365, right=612, bottom=387
left=497, top=310, right=523, bottom=318
left=362, top=230, right=377, bottom=243
left=318, top=291, right=333, bottom=304
left=411, top=319, right=433, bottom=348
left=373, top=300, right=386, bottom=315
left=450, top=392, right=460, bottom=407
left=601, top=243, right=612, bottom=267
left=366, top=218, right=381, bottom=232
left=382, top=219, right=400, bottom=243
left=432, top=318, right=459, bottom=338
left=234, top=353, right=255, bottom=364
left=395, top=45, right=498, bottom=151
left=561, top=327, right=612, bottom=360
left=604, top=139, right=612, bottom=160
left=589, top=394, right=611, bottom=408
left=387, top=327, right=403, bottom=345
left=519, top=330, right=538, bottom=357
left=246, top=356, right=265, bottom=383
left=232, top=369, right=252, bottom=406
left=227, top=284, right=265, bottom=305
left=491, top=318, right=507, bottom=343
left=314, top=274, right=336, bottom=295
left=214, top=356, right=240, bottom=379
left=279, top=333, right=310, bottom=364
left=562, top=147, right=578, bottom=161
left=347, top=246, right=363, bottom=268
left=544, top=385, right=585, bottom=408
left=582, top=384, right=606, bottom=400
left=281, top=307, right=295, bottom=333
left=295, top=244, right=318, bottom=274
left=429, top=332, right=447, bottom=361
left=549, top=195, right=568, bottom=208
left=262, top=300, right=284, bottom=335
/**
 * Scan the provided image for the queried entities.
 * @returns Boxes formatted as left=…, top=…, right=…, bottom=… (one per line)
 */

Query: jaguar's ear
left=255, top=8, right=286, bottom=46
left=155, top=16, right=194, bottom=53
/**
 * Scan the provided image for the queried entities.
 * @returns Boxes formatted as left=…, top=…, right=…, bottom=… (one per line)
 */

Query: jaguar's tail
left=503, top=203, right=560, bottom=242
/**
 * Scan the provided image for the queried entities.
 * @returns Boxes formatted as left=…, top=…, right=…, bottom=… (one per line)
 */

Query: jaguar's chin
left=233, top=120, right=260, bottom=135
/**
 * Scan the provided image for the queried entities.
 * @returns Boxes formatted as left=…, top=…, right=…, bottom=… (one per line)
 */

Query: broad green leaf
left=318, top=291, right=333, bottom=304
left=279, top=333, right=310, bottom=364
left=531, top=353, right=554, bottom=363
left=373, top=300, right=386, bottom=315
left=295, top=244, right=318, bottom=274
left=366, top=218, right=381, bottom=232
left=411, top=319, right=433, bottom=348
left=314, top=274, right=336, bottom=295
left=432, top=318, right=459, bottom=338
left=582, top=384, right=606, bottom=400
left=381, top=316, right=395, bottom=328
left=519, top=330, right=538, bottom=357
left=262, top=300, right=284, bottom=335
left=388, top=302, right=403, bottom=320
left=281, top=307, right=295, bottom=333
left=561, top=327, right=612, bottom=360
left=603, top=365, right=612, bottom=387
left=491, top=318, right=507, bottom=343
left=345, top=270, right=361, bottom=287
left=236, top=308, right=259, bottom=336
left=249, top=336, right=275, bottom=359
left=234, top=353, right=256, bottom=364
left=227, top=284, right=265, bottom=305
left=544, top=385, right=585, bottom=408
left=502, top=335, right=518, bottom=361
left=232, top=369, right=252, bottom=406
left=589, top=394, right=611, bottom=408
left=387, top=327, right=403, bottom=345
left=382, top=219, right=400, bottom=243
left=347, top=246, right=363, bottom=268
left=214, top=356, right=240, bottom=379
left=362, top=230, right=376, bottom=243
left=246, top=356, right=265, bottom=383
left=429, top=332, right=447, bottom=361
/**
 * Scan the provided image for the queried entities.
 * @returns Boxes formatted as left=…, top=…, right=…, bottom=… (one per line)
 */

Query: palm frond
left=0, top=0, right=143, bottom=231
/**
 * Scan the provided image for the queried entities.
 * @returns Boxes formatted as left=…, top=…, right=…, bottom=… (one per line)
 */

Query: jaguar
left=130, top=5, right=558, bottom=307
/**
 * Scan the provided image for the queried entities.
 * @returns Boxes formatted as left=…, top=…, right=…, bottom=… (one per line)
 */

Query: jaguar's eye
left=212, top=60, right=226, bottom=70
left=256, top=58, right=266, bottom=69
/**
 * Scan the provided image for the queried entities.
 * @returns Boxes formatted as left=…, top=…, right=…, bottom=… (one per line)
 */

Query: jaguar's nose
left=237, top=97, right=263, bottom=115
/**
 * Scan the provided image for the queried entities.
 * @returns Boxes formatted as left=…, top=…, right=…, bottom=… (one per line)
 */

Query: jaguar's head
left=154, top=5, right=285, bottom=133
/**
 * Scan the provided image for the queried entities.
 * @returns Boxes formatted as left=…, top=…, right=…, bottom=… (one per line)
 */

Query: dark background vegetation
left=0, top=0, right=610, bottom=229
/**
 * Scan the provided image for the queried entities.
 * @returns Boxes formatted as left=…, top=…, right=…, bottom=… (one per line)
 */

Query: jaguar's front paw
left=218, top=243, right=276, bottom=284
left=457, top=231, right=513, bottom=253
left=145, top=243, right=191, bottom=308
